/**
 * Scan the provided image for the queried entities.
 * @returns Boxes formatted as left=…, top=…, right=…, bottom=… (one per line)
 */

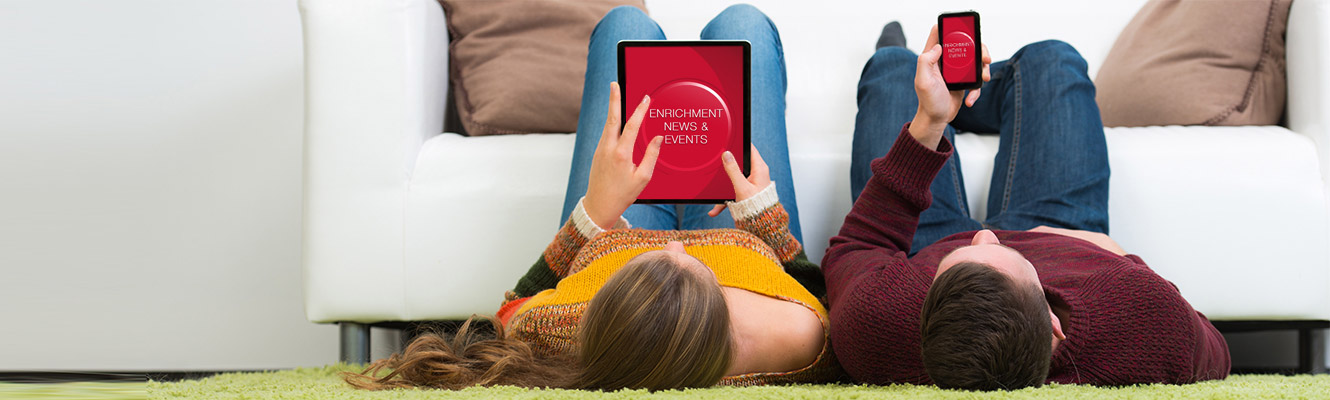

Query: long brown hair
left=343, top=251, right=734, bottom=391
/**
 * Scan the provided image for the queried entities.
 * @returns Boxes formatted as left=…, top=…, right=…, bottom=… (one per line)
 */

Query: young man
left=822, top=24, right=1230, bottom=390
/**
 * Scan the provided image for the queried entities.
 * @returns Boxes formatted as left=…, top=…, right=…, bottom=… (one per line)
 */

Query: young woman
left=345, top=5, right=840, bottom=391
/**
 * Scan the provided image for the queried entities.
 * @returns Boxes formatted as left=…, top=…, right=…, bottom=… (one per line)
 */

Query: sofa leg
left=1299, top=327, right=1326, bottom=374
left=340, top=322, right=371, bottom=365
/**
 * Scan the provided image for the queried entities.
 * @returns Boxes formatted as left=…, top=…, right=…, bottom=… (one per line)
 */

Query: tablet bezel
left=617, top=40, right=751, bottom=204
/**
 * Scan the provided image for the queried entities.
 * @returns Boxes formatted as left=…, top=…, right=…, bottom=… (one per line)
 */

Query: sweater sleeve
left=509, top=197, right=628, bottom=299
left=820, top=125, right=954, bottom=384
left=731, top=183, right=800, bottom=262
left=729, top=183, right=825, bottom=298
left=822, top=124, right=953, bottom=307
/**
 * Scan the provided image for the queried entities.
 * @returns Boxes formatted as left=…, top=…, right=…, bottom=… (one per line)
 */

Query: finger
left=917, top=44, right=943, bottom=77
left=635, top=135, right=664, bottom=180
left=926, top=44, right=943, bottom=64
left=966, top=88, right=981, bottom=107
left=981, top=44, right=993, bottom=82
left=602, top=82, right=622, bottom=147
left=750, top=144, right=768, bottom=176
left=620, top=95, right=652, bottom=149
left=708, top=204, right=727, bottom=217
left=720, top=150, right=748, bottom=188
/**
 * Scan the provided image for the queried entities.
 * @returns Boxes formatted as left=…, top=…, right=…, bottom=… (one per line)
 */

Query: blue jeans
left=559, top=4, right=803, bottom=242
left=850, top=40, right=1110, bottom=255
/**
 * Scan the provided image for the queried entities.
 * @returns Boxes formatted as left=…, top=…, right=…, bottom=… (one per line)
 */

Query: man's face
left=934, top=229, right=1039, bottom=286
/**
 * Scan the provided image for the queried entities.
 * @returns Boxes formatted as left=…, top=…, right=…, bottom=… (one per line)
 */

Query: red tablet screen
left=619, top=41, right=749, bottom=203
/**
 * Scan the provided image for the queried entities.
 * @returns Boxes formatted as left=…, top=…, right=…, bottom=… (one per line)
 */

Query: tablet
left=618, top=40, right=750, bottom=204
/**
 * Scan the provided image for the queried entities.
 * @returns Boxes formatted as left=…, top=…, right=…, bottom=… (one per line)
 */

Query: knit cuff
left=728, top=182, right=779, bottom=221
left=572, top=196, right=631, bottom=239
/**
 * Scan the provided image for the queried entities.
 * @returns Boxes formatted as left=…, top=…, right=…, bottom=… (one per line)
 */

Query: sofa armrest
left=1287, top=0, right=1330, bottom=183
left=298, top=0, right=448, bottom=323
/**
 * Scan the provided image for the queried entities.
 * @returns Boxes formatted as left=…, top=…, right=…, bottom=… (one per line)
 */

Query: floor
left=0, top=330, right=1321, bottom=385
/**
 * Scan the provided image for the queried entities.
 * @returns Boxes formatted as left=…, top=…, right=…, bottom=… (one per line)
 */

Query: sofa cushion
left=1094, top=0, right=1291, bottom=127
left=440, top=0, right=646, bottom=136
left=394, top=126, right=1330, bottom=321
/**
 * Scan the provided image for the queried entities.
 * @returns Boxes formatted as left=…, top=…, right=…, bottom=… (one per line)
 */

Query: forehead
left=939, top=243, right=1026, bottom=270
left=665, top=250, right=704, bottom=265
left=641, top=249, right=708, bottom=270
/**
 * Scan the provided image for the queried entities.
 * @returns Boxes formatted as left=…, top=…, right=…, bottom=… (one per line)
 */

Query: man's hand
left=909, top=24, right=991, bottom=150
left=583, top=82, right=664, bottom=229
left=1027, top=226, right=1128, bottom=256
left=709, top=144, right=772, bottom=217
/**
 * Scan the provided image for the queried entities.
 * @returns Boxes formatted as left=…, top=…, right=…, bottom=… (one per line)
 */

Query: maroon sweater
left=823, top=127, right=1231, bottom=386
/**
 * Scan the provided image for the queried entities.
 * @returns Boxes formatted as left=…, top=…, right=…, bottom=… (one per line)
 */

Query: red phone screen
left=939, top=12, right=981, bottom=89
left=620, top=42, right=748, bottom=203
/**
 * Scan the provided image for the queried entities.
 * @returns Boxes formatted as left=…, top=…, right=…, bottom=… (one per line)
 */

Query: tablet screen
left=618, top=41, right=750, bottom=204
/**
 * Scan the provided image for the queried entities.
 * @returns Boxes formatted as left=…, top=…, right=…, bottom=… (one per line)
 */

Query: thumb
left=923, top=44, right=942, bottom=65
left=635, top=136, right=664, bottom=180
left=917, top=44, right=943, bottom=84
left=721, top=151, right=746, bottom=189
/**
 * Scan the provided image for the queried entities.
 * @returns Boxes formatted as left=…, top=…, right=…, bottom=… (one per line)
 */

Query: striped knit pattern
left=544, top=218, right=591, bottom=279
left=735, top=202, right=801, bottom=263
left=503, top=203, right=841, bottom=386
left=822, top=127, right=1229, bottom=386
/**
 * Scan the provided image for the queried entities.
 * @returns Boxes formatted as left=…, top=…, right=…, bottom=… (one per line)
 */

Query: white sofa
left=299, top=0, right=1330, bottom=367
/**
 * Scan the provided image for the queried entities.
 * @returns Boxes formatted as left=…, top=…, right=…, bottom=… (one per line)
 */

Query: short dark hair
left=920, top=261, right=1053, bottom=390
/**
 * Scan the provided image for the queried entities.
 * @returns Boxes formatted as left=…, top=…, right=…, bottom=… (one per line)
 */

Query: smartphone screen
left=938, top=11, right=982, bottom=90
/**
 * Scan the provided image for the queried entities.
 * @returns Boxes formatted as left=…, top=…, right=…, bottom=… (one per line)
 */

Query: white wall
left=0, top=0, right=335, bottom=370
left=0, top=0, right=1319, bottom=372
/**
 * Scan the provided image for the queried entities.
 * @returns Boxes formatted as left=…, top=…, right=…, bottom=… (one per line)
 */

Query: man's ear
left=1049, top=308, right=1066, bottom=340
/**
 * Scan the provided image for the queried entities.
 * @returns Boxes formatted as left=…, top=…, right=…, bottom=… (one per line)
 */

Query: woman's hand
left=1027, top=225, right=1128, bottom=256
left=910, top=24, right=992, bottom=149
left=709, top=144, right=772, bottom=217
left=583, top=82, right=664, bottom=229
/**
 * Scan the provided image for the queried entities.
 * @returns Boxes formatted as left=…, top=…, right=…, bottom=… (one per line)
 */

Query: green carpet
left=146, top=364, right=1330, bottom=399
left=0, top=381, right=145, bottom=400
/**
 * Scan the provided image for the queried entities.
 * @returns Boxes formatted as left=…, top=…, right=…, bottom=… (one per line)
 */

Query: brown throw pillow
left=1094, top=0, right=1291, bottom=127
left=440, top=0, right=647, bottom=136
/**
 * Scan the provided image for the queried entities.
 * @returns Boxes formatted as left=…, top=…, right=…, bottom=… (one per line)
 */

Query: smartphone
left=938, top=11, right=982, bottom=91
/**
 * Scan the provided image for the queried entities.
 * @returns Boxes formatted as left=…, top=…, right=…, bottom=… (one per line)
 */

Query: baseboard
left=0, top=370, right=269, bottom=383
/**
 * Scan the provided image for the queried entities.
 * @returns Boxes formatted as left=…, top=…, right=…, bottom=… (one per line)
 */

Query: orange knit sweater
left=500, top=191, right=839, bottom=385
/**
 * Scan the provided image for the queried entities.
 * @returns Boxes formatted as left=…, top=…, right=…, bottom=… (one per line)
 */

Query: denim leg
left=559, top=6, right=677, bottom=230
left=851, top=47, right=982, bottom=255
left=966, top=40, right=1111, bottom=233
left=678, top=4, right=802, bottom=242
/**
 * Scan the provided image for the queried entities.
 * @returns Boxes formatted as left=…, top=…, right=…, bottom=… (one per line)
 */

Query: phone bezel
left=938, top=11, right=983, bottom=91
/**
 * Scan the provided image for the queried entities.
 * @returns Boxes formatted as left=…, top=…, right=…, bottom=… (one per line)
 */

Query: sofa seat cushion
left=398, top=126, right=1329, bottom=320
